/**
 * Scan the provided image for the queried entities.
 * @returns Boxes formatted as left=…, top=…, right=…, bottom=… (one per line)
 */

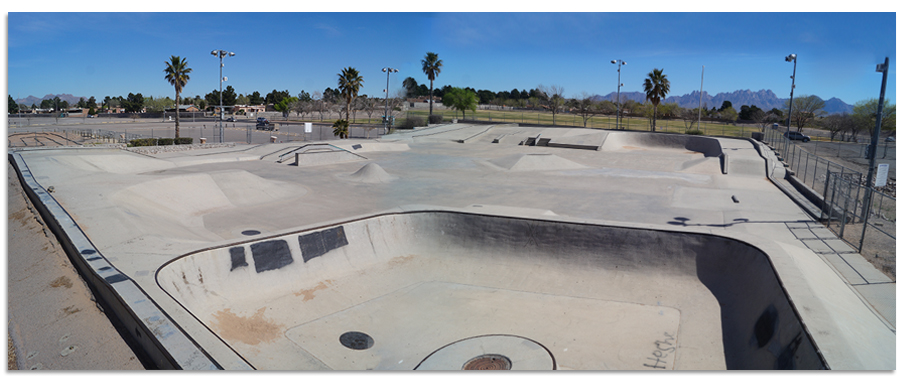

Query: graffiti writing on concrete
left=643, top=331, right=676, bottom=369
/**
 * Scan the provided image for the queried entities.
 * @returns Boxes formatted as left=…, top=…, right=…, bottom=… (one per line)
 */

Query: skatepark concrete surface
left=8, top=123, right=895, bottom=370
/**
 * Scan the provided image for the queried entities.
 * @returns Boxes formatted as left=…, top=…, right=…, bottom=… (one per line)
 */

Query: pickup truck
left=256, top=117, right=276, bottom=131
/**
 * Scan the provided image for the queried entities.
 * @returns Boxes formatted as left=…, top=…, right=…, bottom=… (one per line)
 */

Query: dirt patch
left=211, top=307, right=283, bottom=345
left=388, top=254, right=417, bottom=267
left=50, top=276, right=73, bottom=289
left=293, top=280, right=333, bottom=301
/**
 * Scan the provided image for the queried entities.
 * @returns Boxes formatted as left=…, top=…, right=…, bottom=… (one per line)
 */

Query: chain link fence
left=764, top=125, right=895, bottom=277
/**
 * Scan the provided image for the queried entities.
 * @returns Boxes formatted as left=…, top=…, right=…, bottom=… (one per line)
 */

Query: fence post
left=839, top=179, right=850, bottom=238
left=822, top=172, right=831, bottom=221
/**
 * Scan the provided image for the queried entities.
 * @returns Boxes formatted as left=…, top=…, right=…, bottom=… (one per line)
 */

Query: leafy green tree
left=236, top=94, right=250, bottom=106
left=9, top=95, right=18, bottom=114
left=332, top=119, right=349, bottom=139
left=205, top=90, right=220, bottom=110
left=476, top=89, right=496, bottom=105
left=298, top=90, right=312, bottom=102
left=719, top=101, right=732, bottom=112
left=720, top=106, right=738, bottom=123
left=164, top=55, right=192, bottom=137
left=222, top=85, right=237, bottom=107
left=642, top=68, right=670, bottom=132
left=421, top=52, right=443, bottom=115
left=248, top=91, right=264, bottom=105
left=275, top=96, right=299, bottom=118
left=402, top=77, right=419, bottom=98
left=143, top=96, right=175, bottom=113
left=852, top=98, right=896, bottom=138
left=265, top=89, right=291, bottom=105
left=87, top=96, right=97, bottom=109
left=337, top=67, right=364, bottom=122
left=122, top=93, right=144, bottom=113
left=442, top=87, right=477, bottom=119
left=76, top=97, right=86, bottom=108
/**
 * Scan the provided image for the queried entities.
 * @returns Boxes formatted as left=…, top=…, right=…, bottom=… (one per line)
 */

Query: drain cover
left=340, top=331, right=374, bottom=350
left=463, top=354, right=511, bottom=370
left=241, top=230, right=261, bottom=236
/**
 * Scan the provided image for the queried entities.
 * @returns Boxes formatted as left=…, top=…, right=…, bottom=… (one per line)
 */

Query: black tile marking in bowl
left=230, top=247, right=248, bottom=271
left=298, top=226, right=348, bottom=263
left=250, top=240, right=293, bottom=273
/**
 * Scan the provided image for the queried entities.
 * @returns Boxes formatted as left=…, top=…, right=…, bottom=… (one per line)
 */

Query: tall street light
left=784, top=53, right=797, bottom=156
left=382, top=67, right=399, bottom=134
left=611, top=59, right=626, bottom=130
left=211, top=49, right=235, bottom=143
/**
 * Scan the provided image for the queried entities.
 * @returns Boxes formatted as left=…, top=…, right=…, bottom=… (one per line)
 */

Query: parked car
left=225, top=117, right=235, bottom=122
left=886, top=136, right=895, bottom=142
left=783, top=131, right=810, bottom=142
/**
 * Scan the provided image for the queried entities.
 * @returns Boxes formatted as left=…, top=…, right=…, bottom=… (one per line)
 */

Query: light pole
left=784, top=54, right=797, bottom=156
left=859, top=57, right=890, bottom=250
left=211, top=49, right=235, bottom=143
left=611, top=59, right=626, bottom=130
left=382, top=67, right=398, bottom=133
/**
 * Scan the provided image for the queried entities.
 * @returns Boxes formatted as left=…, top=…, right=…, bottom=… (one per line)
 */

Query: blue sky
left=5, top=10, right=898, bottom=106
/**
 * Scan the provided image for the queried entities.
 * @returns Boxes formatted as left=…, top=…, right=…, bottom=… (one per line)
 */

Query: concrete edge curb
left=8, top=151, right=222, bottom=370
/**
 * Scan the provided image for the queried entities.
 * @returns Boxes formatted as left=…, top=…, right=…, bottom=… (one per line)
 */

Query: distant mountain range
left=15, top=94, right=86, bottom=107
left=591, top=89, right=854, bottom=114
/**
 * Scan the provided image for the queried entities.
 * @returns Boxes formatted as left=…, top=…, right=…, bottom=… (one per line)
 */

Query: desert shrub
left=685, top=129, right=703, bottom=135
left=156, top=138, right=174, bottom=145
left=174, top=137, right=193, bottom=145
left=428, top=114, right=443, bottom=124
left=398, top=115, right=426, bottom=130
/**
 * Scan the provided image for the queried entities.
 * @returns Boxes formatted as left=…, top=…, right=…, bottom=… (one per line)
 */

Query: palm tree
left=337, top=67, right=364, bottom=123
left=421, top=52, right=443, bottom=116
left=643, top=68, right=670, bottom=132
left=332, top=119, right=349, bottom=139
left=163, top=55, right=192, bottom=138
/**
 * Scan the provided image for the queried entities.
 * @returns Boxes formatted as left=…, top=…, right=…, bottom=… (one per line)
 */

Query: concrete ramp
left=602, top=132, right=723, bottom=157
left=157, top=211, right=829, bottom=370
left=344, top=163, right=397, bottom=184
left=45, top=152, right=174, bottom=174
left=488, top=153, right=587, bottom=171
left=294, top=149, right=366, bottom=166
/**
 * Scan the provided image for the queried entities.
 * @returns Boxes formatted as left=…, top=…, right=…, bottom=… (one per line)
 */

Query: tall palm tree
left=421, top=52, right=443, bottom=116
left=163, top=55, right=191, bottom=138
left=643, top=68, right=670, bottom=132
left=337, top=67, right=364, bottom=123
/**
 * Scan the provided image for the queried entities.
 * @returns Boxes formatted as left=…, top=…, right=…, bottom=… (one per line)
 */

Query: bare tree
left=678, top=106, right=699, bottom=131
left=568, top=92, right=598, bottom=127
left=538, top=84, right=565, bottom=125
left=786, top=95, right=826, bottom=133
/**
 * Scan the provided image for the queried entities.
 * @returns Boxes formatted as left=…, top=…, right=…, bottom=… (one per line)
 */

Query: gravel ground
left=7, top=161, right=145, bottom=370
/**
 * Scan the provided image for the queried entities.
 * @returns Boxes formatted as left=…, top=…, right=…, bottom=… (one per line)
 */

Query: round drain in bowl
left=463, top=354, right=512, bottom=370
left=415, top=334, right=554, bottom=370
left=340, top=331, right=374, bottom=350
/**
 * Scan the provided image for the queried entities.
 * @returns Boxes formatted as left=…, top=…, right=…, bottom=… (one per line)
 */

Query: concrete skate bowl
left=157, top=211, right=825, bottom=370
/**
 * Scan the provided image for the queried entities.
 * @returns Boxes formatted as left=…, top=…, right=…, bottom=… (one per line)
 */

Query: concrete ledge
left=8, top=151, right=223, bottom=370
